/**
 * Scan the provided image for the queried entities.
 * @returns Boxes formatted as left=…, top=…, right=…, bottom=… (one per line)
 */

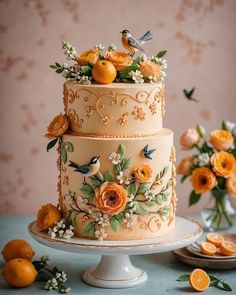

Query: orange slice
left=206, top=233, right=224, bottom=247
left=189, top=268, right=210, bottom=292
left=200, top=241, right=217, bottom=256
left=220, top=240, right=236, bottom=256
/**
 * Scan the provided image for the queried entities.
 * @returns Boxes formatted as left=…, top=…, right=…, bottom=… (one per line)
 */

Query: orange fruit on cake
left=36, top=203, right=62, bottom=231
left=189, top=268, right=210, bottom=292
left=3, top=258, right=37, bottom=288
left=200, top=241, right=217, bottom=256
left=1, top=239, right=35, bottom=262
left=220, top=240, right=236, bottom=256
left=92, top=60, right=117, bottom=84
left=206, top=233, right=224, bottom=247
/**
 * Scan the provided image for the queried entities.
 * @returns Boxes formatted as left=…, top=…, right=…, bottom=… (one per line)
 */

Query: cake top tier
left=50, top=30, right=167, bottom=85
left=63, top=80, right=165, bottom=137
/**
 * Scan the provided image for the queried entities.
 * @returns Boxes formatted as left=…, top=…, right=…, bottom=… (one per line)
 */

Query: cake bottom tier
left=59, top=128, right=176, bottom=240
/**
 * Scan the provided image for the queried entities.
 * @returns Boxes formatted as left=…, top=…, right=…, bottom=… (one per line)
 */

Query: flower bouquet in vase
left=177, top=121, right=236, bottom=231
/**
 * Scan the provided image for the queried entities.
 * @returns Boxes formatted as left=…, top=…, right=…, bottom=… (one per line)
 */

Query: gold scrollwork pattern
left=63, top=84, right=165, bottom=126
left=68, top=108, right=84, bottom=132
left=138, top=216, right=161, bottom=232
left=132, top=106, right=146, bottom=121
left=117, top=112, right=129, bottom=126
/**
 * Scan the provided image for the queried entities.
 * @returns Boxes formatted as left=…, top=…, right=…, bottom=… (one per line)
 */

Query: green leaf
left=67, top=211, right=78, bottom=227
left=88, top=193, right=95, bottom=203
left=91, top=179, right=101, bottom=187
left=176, top=274, right=190, bottom=282
left=114, top=213, right=124, bottom=222
left=156, top=196, right=164, bottom=205
left=82, top=222, right=96, bottom=237
left=55, top=62, right=61, bottom=67
left=135, top=203, right=148, bottom=215
left=161, top=192, right=170, bottom=202
left=133, top=56, right=141, bottom=65
left=118, top=144, right=125, bottom=159
left=95, top=171, right=104, bottom=182
left=80, top=184, right=93, bottom=196
left=156, top=50, right=167, bottom=58
left=220, top=282, right=232, bottom=291
left=121, top=157, right=132, bottom=170
left=80, top=65, right=92, bottom=75
left=138, top=184, right=149, bottom=195
left=104, top=171, right=115, bottom=182
left=126, top=182, right=137, bottom=196
left=49, top=64, right=57, bottom=69
left=145, top=200, right=156, bottom=207
left=119, top=64, right=139, bottom=79
left=160, top=205, right=171, bottom=216
left=161, top=165, right=169, bottom=177
left=109, top=217, right=120, bottom=232
left=56, top=68, right=64, bottom=74
left=63, top=142, right=73, bottom=152
left=47, top=138, right=58, bottom=152
left=180, top=175, right=189, bottom=183
left=61, top=147, right=67, bottom=164
left=189, top=190, right=201, bottom=206
left=114, top=164, right=122, bottom=175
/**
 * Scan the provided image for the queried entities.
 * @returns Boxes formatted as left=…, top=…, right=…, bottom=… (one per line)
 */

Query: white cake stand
left=28, top=216, right=202, bottom=289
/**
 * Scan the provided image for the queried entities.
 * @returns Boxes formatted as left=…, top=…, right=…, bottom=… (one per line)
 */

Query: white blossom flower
left=95, top=228, right=107, bottom=241
left=48, top=219, right=74, bottom=240
left=116, top=170, right=132, bottom=185
left=140, top=53, right=148, bottom=62
left=94, top=43, right=105, bottom=51
left=148, top=75, right=157, bottom=83
left=224, top=121, right=236, bottom=132
left=109, top=152, right=121, bottom=164
left=108, top=44, right=117, bottom=51
left=198, top=153, right=210, bottom=166
left=123, top=212, right=136, bottom=228
left=129, top=70, right=144, bottom=84
left=79, top=75, right=92, bottom=85
left=144, top=190, right=154, bottom=201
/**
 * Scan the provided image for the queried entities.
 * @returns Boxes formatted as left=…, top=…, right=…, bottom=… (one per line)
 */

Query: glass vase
left=201, top=190, right=235, bottom=231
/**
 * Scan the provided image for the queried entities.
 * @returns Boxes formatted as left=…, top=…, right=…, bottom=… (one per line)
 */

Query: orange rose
left=93, top=182, right=127, bottom=215
left=191, top=167, right=217, bottom=194
left=210, top=130, right=233, bottom=151
left=139, top=60, right=161, bottom=79
left=77, top=49, right=99, bottom=65
left=106, top=51, right=133, bottom=71
left=211, top=151, right=236, bottom=178
left=180, top=128, right=199, bottom=149
left=226, top=174, right=236, bottom=198
left=134, top=164, right=152, bottom=183
left=177, top=156, right=193, bottom=175
left=45, top=113, right=69, bottom=139
left=36, top=203, right=62, bottom=231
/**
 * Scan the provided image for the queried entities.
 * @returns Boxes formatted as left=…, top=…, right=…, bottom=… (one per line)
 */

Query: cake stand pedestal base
left=83, top=255, right=147, bottom=288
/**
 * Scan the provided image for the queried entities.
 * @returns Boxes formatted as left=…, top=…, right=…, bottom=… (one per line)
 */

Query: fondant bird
left=142, top=145, right=156, bottom=160
left=183, top=87, right=198, bottom=103
left=68, top=156, right=100, bottom=181
left=121, top=30, right=152, bottom=56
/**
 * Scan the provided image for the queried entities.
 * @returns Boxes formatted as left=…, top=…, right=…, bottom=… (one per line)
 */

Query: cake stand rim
left=28, top=216, right=202, bottom=252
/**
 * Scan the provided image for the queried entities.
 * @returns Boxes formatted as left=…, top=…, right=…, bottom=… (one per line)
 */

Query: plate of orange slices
left=187, top=233, right=236, bottom=259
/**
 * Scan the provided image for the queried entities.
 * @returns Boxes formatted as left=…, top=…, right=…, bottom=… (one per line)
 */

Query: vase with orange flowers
left=177, top=121, right=236, bottom=231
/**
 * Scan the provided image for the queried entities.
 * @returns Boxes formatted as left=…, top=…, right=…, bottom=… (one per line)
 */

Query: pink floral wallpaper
left=0, top=0, right=235, bottom=215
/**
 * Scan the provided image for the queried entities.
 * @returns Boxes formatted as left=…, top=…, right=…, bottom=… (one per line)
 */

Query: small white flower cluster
left=94, top=43, right=105, bottom=51
left=44, top=271, right=71, bottom=293
left=144, top=190, right=155, bottom=201
left=116, top=170, right=132, bottom=185
left=194, top=153, right=210, bottom=167
left=109, top=152, right=121, bottom=165
left=108, top=44, right=117, bottom=51
left=127, top=194, right=137, bottom=213
left=91, top=211, right=109, bottom=227
left=62, top=41, right=77, bottom=61
left=40, top=255, right=50, bottom=266
left=151, top=56, right=167, bottom=81
left=123, top=212, right=136, bottom=228
left=95, top=228, right=107, bottom=241
left=65, top=190, right=76, bottom=202
left=129, top=70, right=144, bottom=84
left=224, top=120, right=236, bottom=132
left=70, top=69, right=92, bottom=85
left=48, top=219, right=74, bottom=240
left=148, top=75, right=158, bottom=83
left=140, top=53, right=148, bottom=62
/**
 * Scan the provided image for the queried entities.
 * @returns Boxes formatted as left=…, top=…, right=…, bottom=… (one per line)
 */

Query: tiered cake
left=39, top=37, right=176, bottom=241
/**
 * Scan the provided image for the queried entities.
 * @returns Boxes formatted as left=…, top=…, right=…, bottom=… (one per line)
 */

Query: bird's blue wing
left=78, top=165, right=90, bottom=174
left=183, top=89, right=189, bottom=97
left=148, top=149, right=156, bottom=154
left=68, top=161, right=80, bottom=170
left=127, top=37, right=144, bottom=51
left=188, top=87, right=195, bottom=97
left=143, top=145, right=148, bottom=153
left=139, top=31, right=152, bottom=43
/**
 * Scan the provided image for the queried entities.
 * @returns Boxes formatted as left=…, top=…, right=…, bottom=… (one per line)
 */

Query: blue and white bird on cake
left=68, top=156, right=100, bottom=181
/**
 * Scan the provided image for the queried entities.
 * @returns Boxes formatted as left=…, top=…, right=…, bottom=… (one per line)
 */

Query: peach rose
left=210, top=130, right=233, bottom=151
left=180, top=128, right=199, bottom=149
left=93, top=182, right=127, bottom=215
left=106, top=51, right=133, bottom=71
left=191, top=167, right=217, bottom=194
left=226, top=174, right=236, bottom=198
left=211, top=151, right=236, bottom=178
left=36, top=203, right=62, bottom=231
left=177, top=156, right=193, bottom=175
left=134, top=164, right=152, bottom=183
left=45, top=113, right=69, bottom=139
left=77, top=49, right=99, bottom=65
left=139, top=60, right=161, bottom=79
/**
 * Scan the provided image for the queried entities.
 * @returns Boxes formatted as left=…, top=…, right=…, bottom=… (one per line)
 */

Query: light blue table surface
left=0, top=214, right=235, bottom=295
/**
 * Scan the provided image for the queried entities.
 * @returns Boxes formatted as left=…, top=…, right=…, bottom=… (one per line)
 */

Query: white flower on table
left=129, top=70, right=144, bottom=84
left=144, top=190, right=155, bottom=201
left=198, top=153, right=210, bottom=166
left=44, top=270, right=71, bottom=293
left=116, top=170, right=132, bottom=185
left=95, top=228, right=107, bottom=241
left=109, top=152, right=121, bottom=165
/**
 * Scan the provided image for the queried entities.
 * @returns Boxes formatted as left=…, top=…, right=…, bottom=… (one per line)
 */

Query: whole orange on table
left=3, top=258, right=37, bottom=288
left=1, top=239, right=35, bottom=262
left=92, top=60, right=117, bottom=84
